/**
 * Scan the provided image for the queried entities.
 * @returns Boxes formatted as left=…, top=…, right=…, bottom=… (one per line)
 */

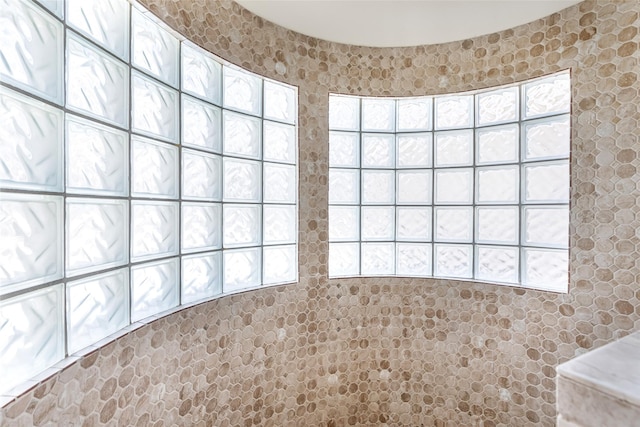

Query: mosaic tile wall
left=1, top=0, right=639, bottom=425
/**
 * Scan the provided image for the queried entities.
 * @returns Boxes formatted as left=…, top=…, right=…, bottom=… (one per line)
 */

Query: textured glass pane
left=263, top=245, right=296, bottom=284
left=264, top=163, right=296, bottom=203
left=264, top=121, right=296, bottom=164
left=362, top=98, right=395, bottom=132
left=132, top=72, right=178, bottom=142
left=38, top=0, right=63, bottom=18
left=67, top=268, right=129, bottom=354
left=182, top=252, right=221, bottom=304
left=182, top=95, right=221, bottom=153
left=477, top=166, right=518, bottom=204
left=67, top=199, right=128, bottom=276
left=435, top=207, right=472, bottom=242
left=0, top=285, right=64, bottom=395
left=523, top=248, right=568, bottom=292
left=397, top=133, right=431, bottom=168
left=477, top=87, right=518, bottom=126
left=0, top=0, right=64, bottom=104
left=182, top=203, right=221, bottom=252
left=397, top=170, right=431, bottom=205
left=362, top=134, right=394, bottom=168
left=181, top=42, right=221, bottom=105
left=67, top=0, right=129, bottom=60
left=0, top=195, right=62, bottom=293
left=362, top=170, right=394, bottom=204
left=434, top=244, right=472, bottom=279
left=435, top=130, right=473, bottom=167
left=131, top=202, right=179, bottom=262
left=397, top=207, right=431, bottom=241
left=224, top=248, right=261, bottom=291
left=434, top=169, right=473, bottom=204
left=435, top=95, right=473, bottom=130
left=223, top=204, right=260, bottom=248
left=131, top=258, right=179, bottom=322
left=397, top=98, right=431, bottom=131
left=329, top=242, right=359, bottom=277
left=329, top=169, right=359, bottom=204
left=263, top=205, right=296, bottom=245
left=223, top=67, right=261, bottom=115
left=524, top=115, right=570, bottom=161
left=329, top=131, right=359, bottom=168
left=132, top=136, right=178, bottom=198
left=524, top=72, right=570, bottom=118
left=329, top=206, right=359, bottom=242
left=66, top=115, right=128, bottom=196
left=264, top=80, right=296, bottom=124
left=477, top=124, right=519, bottom=165
left=361, top=206, right=394, bottom=241
left=183, top=149, right=221, bottom=201
left=0, top=87, right=63, bottom=191
left=223, top=158, right=261, bottom=202
left=524, top=162, right=570, bottom=203
left=476, top=207, right=518, bottom=245
left=524, top=207, right=569, bottom=248
left=476, top=246, right=518, bottom=284
left=132, top=9, right=179, bottom=87
left=361, top=243, right=394, bottom=276
left=223, top=110, right=261, bottom=159
left=329, top=95, right=359, bottom=130
left=397, top=243, right=431, bottom=276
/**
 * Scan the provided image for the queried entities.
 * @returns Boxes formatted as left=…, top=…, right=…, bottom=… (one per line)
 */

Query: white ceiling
left=235, top=0, right=582, bottom=47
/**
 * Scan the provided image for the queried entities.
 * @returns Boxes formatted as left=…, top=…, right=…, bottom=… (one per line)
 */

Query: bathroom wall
left=1, top=0, right=639, bottom=426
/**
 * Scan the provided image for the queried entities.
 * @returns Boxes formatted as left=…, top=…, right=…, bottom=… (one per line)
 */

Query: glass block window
left=329, top=71, right=570, bottom=293
left=0, top=0, right=297, bottom=395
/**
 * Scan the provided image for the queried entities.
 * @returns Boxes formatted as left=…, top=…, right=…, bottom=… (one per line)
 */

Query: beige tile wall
left=1, top=0, right=639, bottom=425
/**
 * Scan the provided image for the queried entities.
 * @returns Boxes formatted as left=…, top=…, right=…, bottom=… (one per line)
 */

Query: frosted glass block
left=0, top=0, right=64, bottom=104
left=181, top=42, right=222, bottom=105
left=361, top=243, right=394, bottom=276
left=397, top=170, right=432, bottom=204
left=132, top=72, right=179, bottom=142
left=0, top=194, right=62, bottom=293
left=263, top=245, right=297, bottom=285
left=223, top=158, right=261, bottom=202
left=435, top=207, right=472, bottom=242
left=524, top=206, right=569, bottom=248
left=329, top=169, right=359, bottom=204
left=397, top=207, right=431, bottom=242
left=361, top=206, right=394, bottom=241
left=67, top=198, right=128, bottom=276
left=263, top=205, right=296, bottom=245
left=476, top=207, right=518, bottom=245
left=38, top=0, right=63, bottom=18
left=66, top=115, right=128, bottom=196
left=182, top=203, right=222, bottom=252
left=131, top=201, right=179, bottom=262
left=0, top=87, right=63, bottom=191
left=523, top=162, right=570, bottom=203
left=131, top=258, right=179, bottom=322
left=434, top=169, right=473, bottom=204
left=67, top=0, right=129, bottom=60
left=182, top=95, right=221, bottom=153
left=329, top=131, right=359, bottom=168
left=524, top=72, right=570, bottom=119
left=329, top=206, right=359, bottom=242
left=183, top=149, right=221, bottom=201
left=329, top=242, right=359, bottom=277
left=66, top=269, right=129, bottom=354
left=362, top=98, right=395, bottom=132
left=264, top=80, right=296, bottom=124
left=362, top=170, right=394, bottom=205
left=224, top=248, right=261, bottom=291
left=524, top=115, right=570, bottom=161
left=476, top=246, right=518, bottom=284
left=264, top=121, right=296, bottom=164
left=523, top=248, right=568, bottom=292
left=329, top=95, right=359, bottom=131
left=477, top=87, right=518, bottom=126
left=223, top=67, right=262, bottom=116
left=435, top=95, right=473, bottom=130
left=264, top=163, right=296, bottom=203
left=397, top=98, right=431, bottom=131
left=477, top=124, right=519, bottom=165
left=397, top=133, right=432, bottom=168
left=223, top=110, right=261, bottom=159
left=397, top=243, right=432, bottom=277
left=182, top=252, right=222, bottom=304
left=435, top=130, right=473, bottom=167
left=223, top=204, right=260, bottom=248
left=434, top=244, right=472, bottom=279
left=0, top=285, right=64, bottom=395
left=362, top=134, right=394, bottom=168
left=132, top=9, right=179, bottom=87
left=476, top=166, right=518, bottom=204
left=131, top=136, right=179, bottom=198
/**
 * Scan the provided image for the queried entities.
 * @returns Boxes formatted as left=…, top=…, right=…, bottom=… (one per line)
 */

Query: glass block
left=524, top=115, right=570, bottom=161
left=524, top=206, right=569, bottom=248
left=329, top=169, right=359, bottom=204
left=329, top=206, right=359, bottom=242
left=263, top=245, right=297, bottom=285
left=477, top=87, right=518, bottom=126
left=397, top=98, right=431, bottom=131
left=397, top=170, right=432, bottom=204
left=67, top=0, right=129, bottom=60
left=181, top=42, right=221, bottom=105
left=0, top=194, right=62, bottom=293
left=38, top=0, right=63, bottom=18
left=182, top=252, right=222, bottom=304
left=132, top=8, right=179, bottom=87
left=476, top=166, right=518, bottom=204
left=524, top=72, right=571, bottom=119
left=223, top=110, right=261, bottom=159
left=329, top=95, right=359, bottom=131
left=397, top=243, right=432, bottom=277
left=182, top=203, right=222, bottom=252
left=0, top=285, right=64, bottom=395
left=476, top=246, right=518, bottom=284
left=397, top=207, right=431, bottom=242
left=264, top=121, right=296, bottom=164
left=0, top=87, right=63, bottom=191
left=182, top=95, right=221, bottom=153
left=435, top=95, right=473, bottom=130
left=0, top=0, right=64, bottom=104
left=223, top=204, right=260, bottom=248
left=224, top=248, right=261, bottom=291
left=361, top=206, right=394, bottom=241
left=434, top=169, right=473, bottom=204
left=223, top=67, right=262, bottom=116
left=476, top=207, right=518, bottom=245
left=264, top=163, right=296, bottom=203
left=131, top=201, right=179, bottom=262
left=362, top=98, right=395, bottom=132
left=362, top=134, right=394, bottom=168
left=328, top=242, right=359, bottom=277
left=476, top=124, right=519, bottom=165
left=183, top=149, right=221, bottom=201
left=362, top=170, right=394, bottom=205
left=435, top=207, right=472, bottom=243
left=263, top=205, right=296, bottom=245
left=131, top=258, right=179, bottom=322
left=66, top=268, right=129, bottom=355
left=329, top=131, right=359, bottom=168
left=522, top=248, right=568, bottom=292
left=397, top=133, right=432, bottom=168
left=132, top=71, right=179, bottom=142
left=223, top=158, right=261, bottom=202
left=361, top=243, right=394, bottom=276
left=264, top=80, right=296, bottom=124
left=66, top=115, right=128, bottom=196
left=523, top=162, right=570, bottom=203
left=434, top=130, right=473, bottom=167
left=434, top=244, right=472, bottom=279
left=131, top=136, right=179, bottom=198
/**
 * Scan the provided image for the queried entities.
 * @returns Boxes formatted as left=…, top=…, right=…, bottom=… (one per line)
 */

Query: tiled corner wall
left=1, top=0, right=639, bottom=425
